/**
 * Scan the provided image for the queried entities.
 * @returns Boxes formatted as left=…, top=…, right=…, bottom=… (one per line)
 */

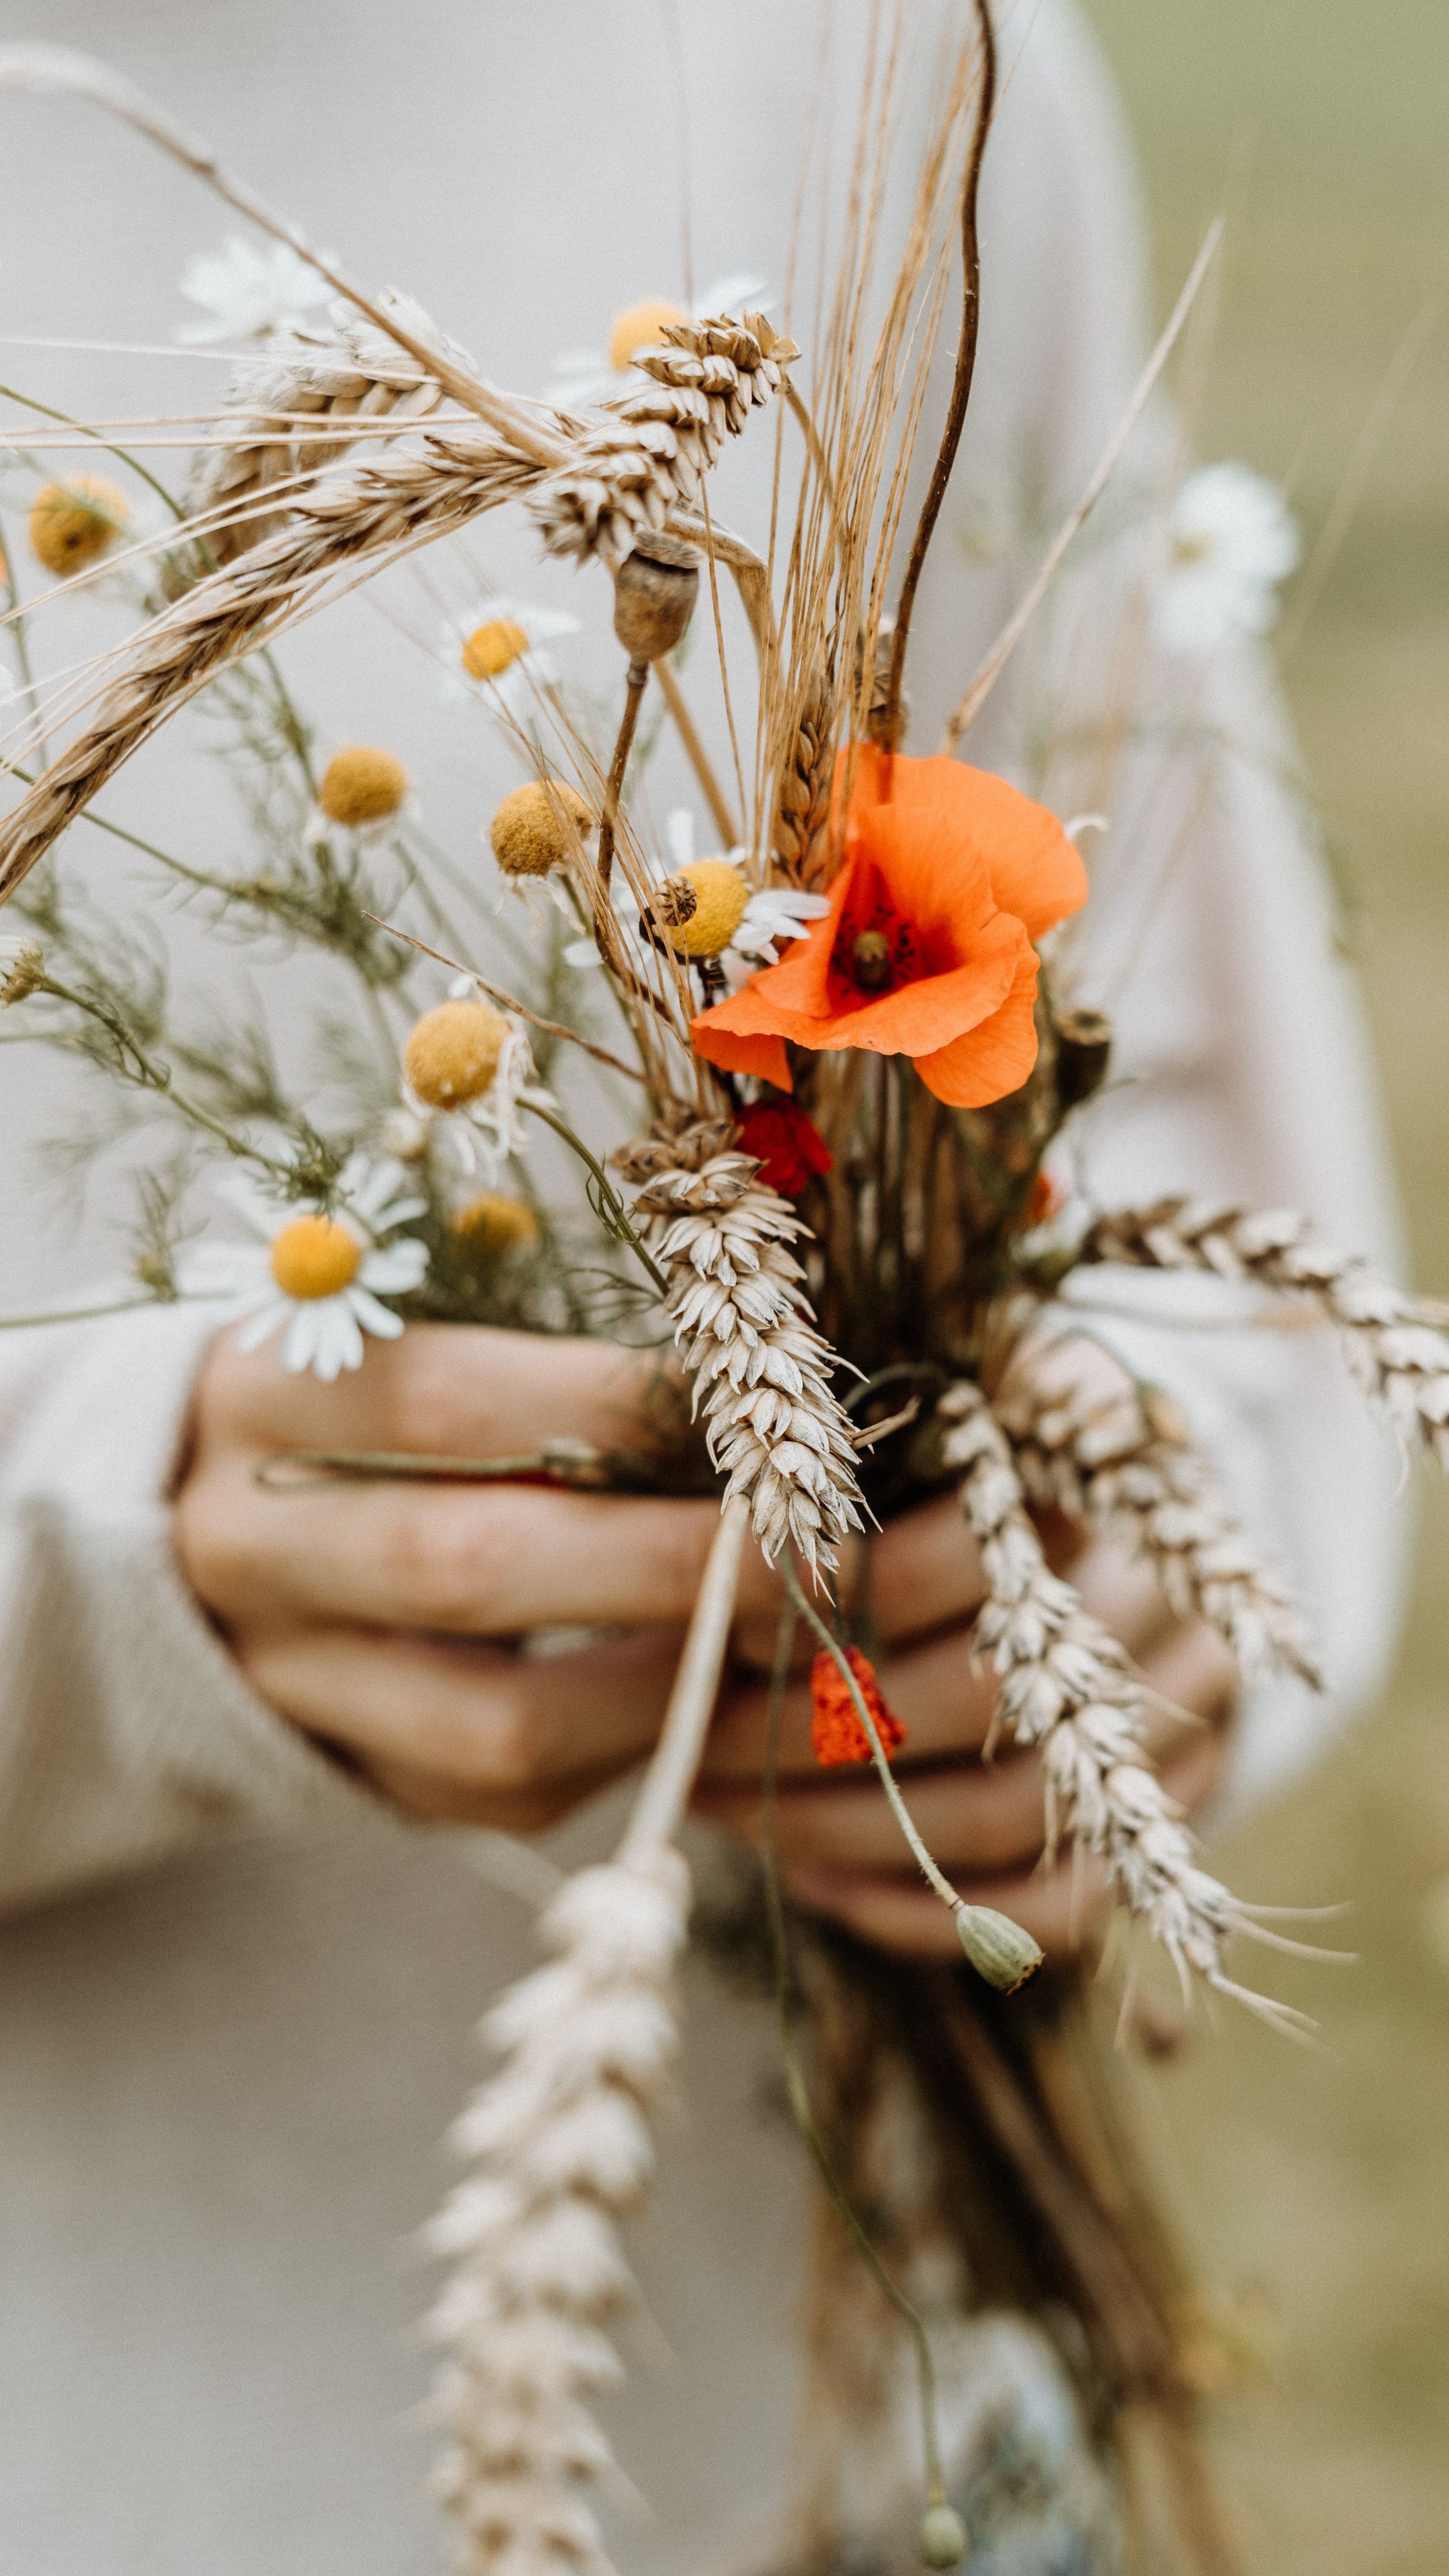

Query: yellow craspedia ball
left=490, top=779, right=594, bottom=879
left=660, top=858, right=749, bottom=959
left=608, top=296, right=686, bottom=374
left=270, top=1214, right=362, bottom=1300
left=404, top=999, right=509, bottom=1108
left=29, top=475, right=129, bottom=578
left=317, top=745, right=409, bottom=828
left=451, top=1191, right=541, bottom=1264
left=462, top=617, right=530, bottom=682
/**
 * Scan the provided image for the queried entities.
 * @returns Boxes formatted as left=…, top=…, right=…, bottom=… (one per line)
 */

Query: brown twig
left=360, top=913, right=646, bottom=1083
left=875, top=0, right=996, bottom=751
left=595, top=657, right=649, bottom=896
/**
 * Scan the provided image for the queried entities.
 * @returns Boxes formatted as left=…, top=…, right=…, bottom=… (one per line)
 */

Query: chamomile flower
left=439, top=598, right=580, bottom=723
left=547, top=272, right=770, bottom=410
left=175, top=237, right=333, bottom=347
left=565, top=809, right=826, bottom=979
left=1154, top=462, right=1301, bottom=656
left=402, top=983, right=540, bottom=1184
left=178, top=1155, right=428, bottom=1382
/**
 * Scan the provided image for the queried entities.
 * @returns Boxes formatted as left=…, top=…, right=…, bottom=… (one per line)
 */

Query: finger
left=730, top=1490, right=987, bottom=1671
left=195, top=1319, right=682, bottom=1462
left=703, top=1621, right=1000, bottom=1782
left=237, top=1621, right=678, bottom=1812
left=180, top=1454, right=787, bottom=1635
left=698, top=1747, right=1053, bottom=1878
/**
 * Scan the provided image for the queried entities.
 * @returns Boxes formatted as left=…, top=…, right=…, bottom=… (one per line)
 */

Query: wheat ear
left=1079, top=1199, right=1449, bottom=1464
left=429, top=1497, right=749, bottom=2576
left=614, top=1119, right=865, bottom=1576
left=185, top=294, right=472, bottom=563
left=996, top=1346, right=1320, bottom=1686
left=939, top=1383, right=1305, bottom=2030
left=770, top=667, right=836, bottom=888
left=532, top=313, right=799, bottom=571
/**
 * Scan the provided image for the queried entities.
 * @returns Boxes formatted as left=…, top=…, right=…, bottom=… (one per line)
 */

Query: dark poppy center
left=828, top=871, right=922, bottom=1010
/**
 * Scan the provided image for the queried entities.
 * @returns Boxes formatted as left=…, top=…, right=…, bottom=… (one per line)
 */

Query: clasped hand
left=176, top=1324, right=1237, bottom=1958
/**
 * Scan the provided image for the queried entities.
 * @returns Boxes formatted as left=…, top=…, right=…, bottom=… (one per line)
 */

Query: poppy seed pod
left=612, top=532, right=700, bottom=663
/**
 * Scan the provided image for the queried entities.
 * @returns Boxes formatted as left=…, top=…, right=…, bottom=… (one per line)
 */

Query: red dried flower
left=736, top=1095, right=834, bottom=1197
left=810, top=1644, right=907, bottom=1768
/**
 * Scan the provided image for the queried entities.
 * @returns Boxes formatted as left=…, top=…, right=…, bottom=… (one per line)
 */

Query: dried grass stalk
left=939, top=1384, right=1290, bottom=2024
left=996, top=1344, right=1320, bottom=1686
left=1079, top=1199, right=1449, bottom=1464
left=615, top=1119, right=865, bottom=1574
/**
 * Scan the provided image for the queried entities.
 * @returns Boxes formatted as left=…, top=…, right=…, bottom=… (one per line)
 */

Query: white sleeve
left=0, top=1304, right=376, bottom=1915
left=907, top=0, right=1410, bottom=1809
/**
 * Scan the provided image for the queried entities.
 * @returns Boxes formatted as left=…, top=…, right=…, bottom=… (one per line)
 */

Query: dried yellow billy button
left=29, top=475, right=129, bottom=577
left=490, top=780, right=594, bottom=879
left=317, top=745, right=409, bottom=828
left=451, top=1192, right=540, bottom=1263
left=405, top=999, right=508, bottom=1108
left=652, top=859, right=748, bottom=959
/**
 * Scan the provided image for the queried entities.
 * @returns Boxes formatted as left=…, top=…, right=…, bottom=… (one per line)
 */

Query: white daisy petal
left=235, top=1297, right=294, bottom=1354
left=358, top=1240, right=429, bottom=1295
left=665, top=810, right=696, bottom=871
left=345, top=1283, right=407, bottom=1340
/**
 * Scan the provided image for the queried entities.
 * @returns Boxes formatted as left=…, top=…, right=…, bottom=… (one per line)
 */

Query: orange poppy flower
left=810, top=1644, right=906, bottom=1768
left=692, top=748, right=1088, bottom=1107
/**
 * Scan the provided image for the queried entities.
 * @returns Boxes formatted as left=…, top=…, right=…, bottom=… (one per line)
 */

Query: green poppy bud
left=954, top=1902, right=1044, bottom=1994
left=918, top=2502, right=969, bottom=2567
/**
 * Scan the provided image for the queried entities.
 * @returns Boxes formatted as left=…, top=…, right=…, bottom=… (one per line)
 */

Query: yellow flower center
left=450, top=1191, right=540, bottom=1264
left=270, top=1214, right=362, bottom=1300
left=317, top=744, right=409, bottom=828
left=404, top=998, right=510, bottom=1108
left=28, top=475, right=130, bottom=578
left=462, top=618, right=530, bottom=682
left=607, top=296, right=686, bottom=374
left=490, top=779, right=594, bottom=878
left=660, top=859, right=750, bottom=959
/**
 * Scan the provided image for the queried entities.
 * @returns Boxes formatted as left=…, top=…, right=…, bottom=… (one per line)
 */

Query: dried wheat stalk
left=186, top=293, right=473, bottom=564
left=533, top=313, right=800, bottom=570
left=996, top=1350, right=1320, bottom=1687
left=771, top=666, right=836, bottom=888
left=1079, top=1199, right=1449, bottom=1465
left=938, top=1383, right=1293, bottom=2025
left=614, top=1118, right=865, bottom=1575
left=428, top=1851, right=687, bottom=2576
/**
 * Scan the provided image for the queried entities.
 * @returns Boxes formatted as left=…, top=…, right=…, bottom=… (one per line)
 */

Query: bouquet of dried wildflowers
left=1, top=19, right=1444, bottom=2576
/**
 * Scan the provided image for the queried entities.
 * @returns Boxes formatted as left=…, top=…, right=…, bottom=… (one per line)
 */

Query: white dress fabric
left=0, top=2, right=1407, bottom=2569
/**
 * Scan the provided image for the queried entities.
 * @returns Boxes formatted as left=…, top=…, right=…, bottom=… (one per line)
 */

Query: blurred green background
left=1079, top=3, right=1449, bottom=2567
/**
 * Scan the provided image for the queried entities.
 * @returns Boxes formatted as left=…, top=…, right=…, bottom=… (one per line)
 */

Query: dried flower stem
left=652, top=653, right=739, bottom=847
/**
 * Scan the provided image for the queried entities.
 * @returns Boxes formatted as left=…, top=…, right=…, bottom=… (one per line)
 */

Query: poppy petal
left=913, top=945, right=1040, bottom=1106
left=847, top=745, right=1087, bottom=941
left=690, top=1019, right=793, bottom=1089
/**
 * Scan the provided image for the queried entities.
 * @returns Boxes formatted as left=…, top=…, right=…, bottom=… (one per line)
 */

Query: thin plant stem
left=616, top=1492, right=751, bottom=1860
left=0, top=513, right=46, bottom=768
left=362, top=912, right=646, bottom=1085
left=596, top=659, right=649, bottom=896
left=29, top=971, right=297, bottom=1178
left=759, top=1601, right=949, bottom=2510
left=653, top=653, right=740, bottom=847
left=878, top=0, right=996, bottom=749
left=519, top=1093, right=669, bottom=1296
left=779, top=1548, right=963, bottom=1923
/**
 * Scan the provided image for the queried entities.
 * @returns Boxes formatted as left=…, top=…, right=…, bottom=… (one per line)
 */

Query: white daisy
left=566, top=808, right=828, bottom=981
left=1153, top=461, right=1301, bottom=657
left=178, top=1155, right=429, bottom=1382
left=547, top=273, right=771, bottom=411
left=439, top=598, right=580, bottom=723
left=175, top=236, right=333, bottom=347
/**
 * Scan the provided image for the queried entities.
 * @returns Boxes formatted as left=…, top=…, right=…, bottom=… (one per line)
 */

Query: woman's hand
left=174, top=1322, right=1237, bottom=1955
